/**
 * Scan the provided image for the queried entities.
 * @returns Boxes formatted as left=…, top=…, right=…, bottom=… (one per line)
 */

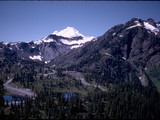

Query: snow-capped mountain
left=0, top=27, right=95, bottom=63
left=34, top=26, right=95, bottom=49
left=52, top=27, right=95, bottom=49
left=52, top=27, right=84, bottom=38
left=1, top=19, right=159, bottom=64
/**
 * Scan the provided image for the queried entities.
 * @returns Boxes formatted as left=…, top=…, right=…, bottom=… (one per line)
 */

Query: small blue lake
left=3, top=95, right=26, bottom=103
left=61, top=92, right=84, bottom=99
left=3, top=92, right=84, bottom=104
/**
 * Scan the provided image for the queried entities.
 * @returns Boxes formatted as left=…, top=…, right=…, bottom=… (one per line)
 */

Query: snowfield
left=144, top=21, right=159, bottom=35
left=29, top=55, right=43, bottom=61
left=127, top=21, right=142, bottom=30
left=52, top=26, right=84, bottom=38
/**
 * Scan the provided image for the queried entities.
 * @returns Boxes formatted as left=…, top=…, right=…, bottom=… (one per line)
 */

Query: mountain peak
left=52, top=26, right=84, bottom=38
left=145, top=18, right=156, bottom=27
left=124, top=18, right=160, bottom=35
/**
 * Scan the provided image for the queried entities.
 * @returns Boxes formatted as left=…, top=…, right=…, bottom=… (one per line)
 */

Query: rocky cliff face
left=102, top=18, right=160, bottom=68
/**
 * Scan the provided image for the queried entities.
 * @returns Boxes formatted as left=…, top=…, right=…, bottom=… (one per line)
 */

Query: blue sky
left=0, top=1, right=160, bottom=42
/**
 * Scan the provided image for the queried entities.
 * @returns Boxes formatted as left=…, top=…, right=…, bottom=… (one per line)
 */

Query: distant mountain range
left=0, top=27, right=95, bottom=63
left=1, top=18, right=160, bottom=90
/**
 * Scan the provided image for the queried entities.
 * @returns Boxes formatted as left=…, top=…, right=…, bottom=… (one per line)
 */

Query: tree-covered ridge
left=1, top=82, right=160, bottom=119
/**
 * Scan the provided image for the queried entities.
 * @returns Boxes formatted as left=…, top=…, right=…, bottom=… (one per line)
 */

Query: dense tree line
left=1, top=82, right=160, bottom=119
left=1, top=48, right=160, bottom=119
left=0, top=79, right=4, bottom=117
left=148, top=64, right=160, bottom=82
left=12, top=66, right=37, bottom=89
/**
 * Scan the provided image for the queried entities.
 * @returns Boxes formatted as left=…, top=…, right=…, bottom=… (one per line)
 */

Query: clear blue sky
left=0, top=1, right=160, bottom=42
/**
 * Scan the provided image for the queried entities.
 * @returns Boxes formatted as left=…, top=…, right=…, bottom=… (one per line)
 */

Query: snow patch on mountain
left=127, top=21, right=142, bottom=30
left=45, top=60, right=50, bottom=64
left=34, top=36, right=54, bottom=45
left=61, top=36, right=94, bottom=45
left=10, top=42, right=18, bottom=45
left=43, top=38, right=54, bottom=43
left=52, top=30, right=58, bottom=34
left=29, top=55, right=42, bottom=61
left=34, top=40, right=42, bottom=45
left=122, top=57, right=126, bottom=60
left=2, top=42, right=9, bottom=45
left=60, top=36, right=94, bottom=49
left=157, top=24, right=160, bottom=28
left=126, top=20, right=160, bottom=35
left=112, top=33, right=116, bottom=36
left=34, top=39, right=53, bottom=45
left=71, top=45, right=82, bottom=49
left=14, top=44, right=19, bottom=50
left=119, top=35, right=123, bottom=37
left=105, top=53, right=111, bottom=56
left=144, top=22, right=159, bottom=35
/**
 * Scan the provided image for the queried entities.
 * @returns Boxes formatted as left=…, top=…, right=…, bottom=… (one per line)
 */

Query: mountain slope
left=0, top=27, right=95, bottom=63
left=52, top=18, right=160, bottom=89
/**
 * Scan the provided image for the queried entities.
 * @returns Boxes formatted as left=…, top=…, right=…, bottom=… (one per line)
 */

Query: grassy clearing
left=150, top=77, right=160, bottom=92
left=32, top=75, right=95, bottom=96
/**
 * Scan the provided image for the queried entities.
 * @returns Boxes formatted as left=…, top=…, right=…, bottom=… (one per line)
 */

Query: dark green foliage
left=106, top=82, right=160, bottom=119
left=3, top=48, right=18, bottom=61
left=12, top=67, right=37, bottom=88
left=2, top=82, right=160, bottom=119
left=0, top=80, right=4, bottom=116
left=148, top=65, right=160, bottom=82
left=20, top=42, right=29, bottom=52
left=56, top=69, right=64, bottom=77
left=82, top=55, right=140, bottom=87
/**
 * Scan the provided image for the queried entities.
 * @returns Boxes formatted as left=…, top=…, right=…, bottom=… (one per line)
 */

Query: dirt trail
left=79, top=78, right=107, bottom=92
left=65, top=71, right=107, bottom=92
left=3, top=78, right=36, bottom=97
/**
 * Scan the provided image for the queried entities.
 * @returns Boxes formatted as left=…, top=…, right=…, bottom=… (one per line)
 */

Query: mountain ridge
left=52, top=18, right=160, bottom=90
left=1, top=18, right=160, bottom=90
left=0, top=27, right=96, bottom=63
